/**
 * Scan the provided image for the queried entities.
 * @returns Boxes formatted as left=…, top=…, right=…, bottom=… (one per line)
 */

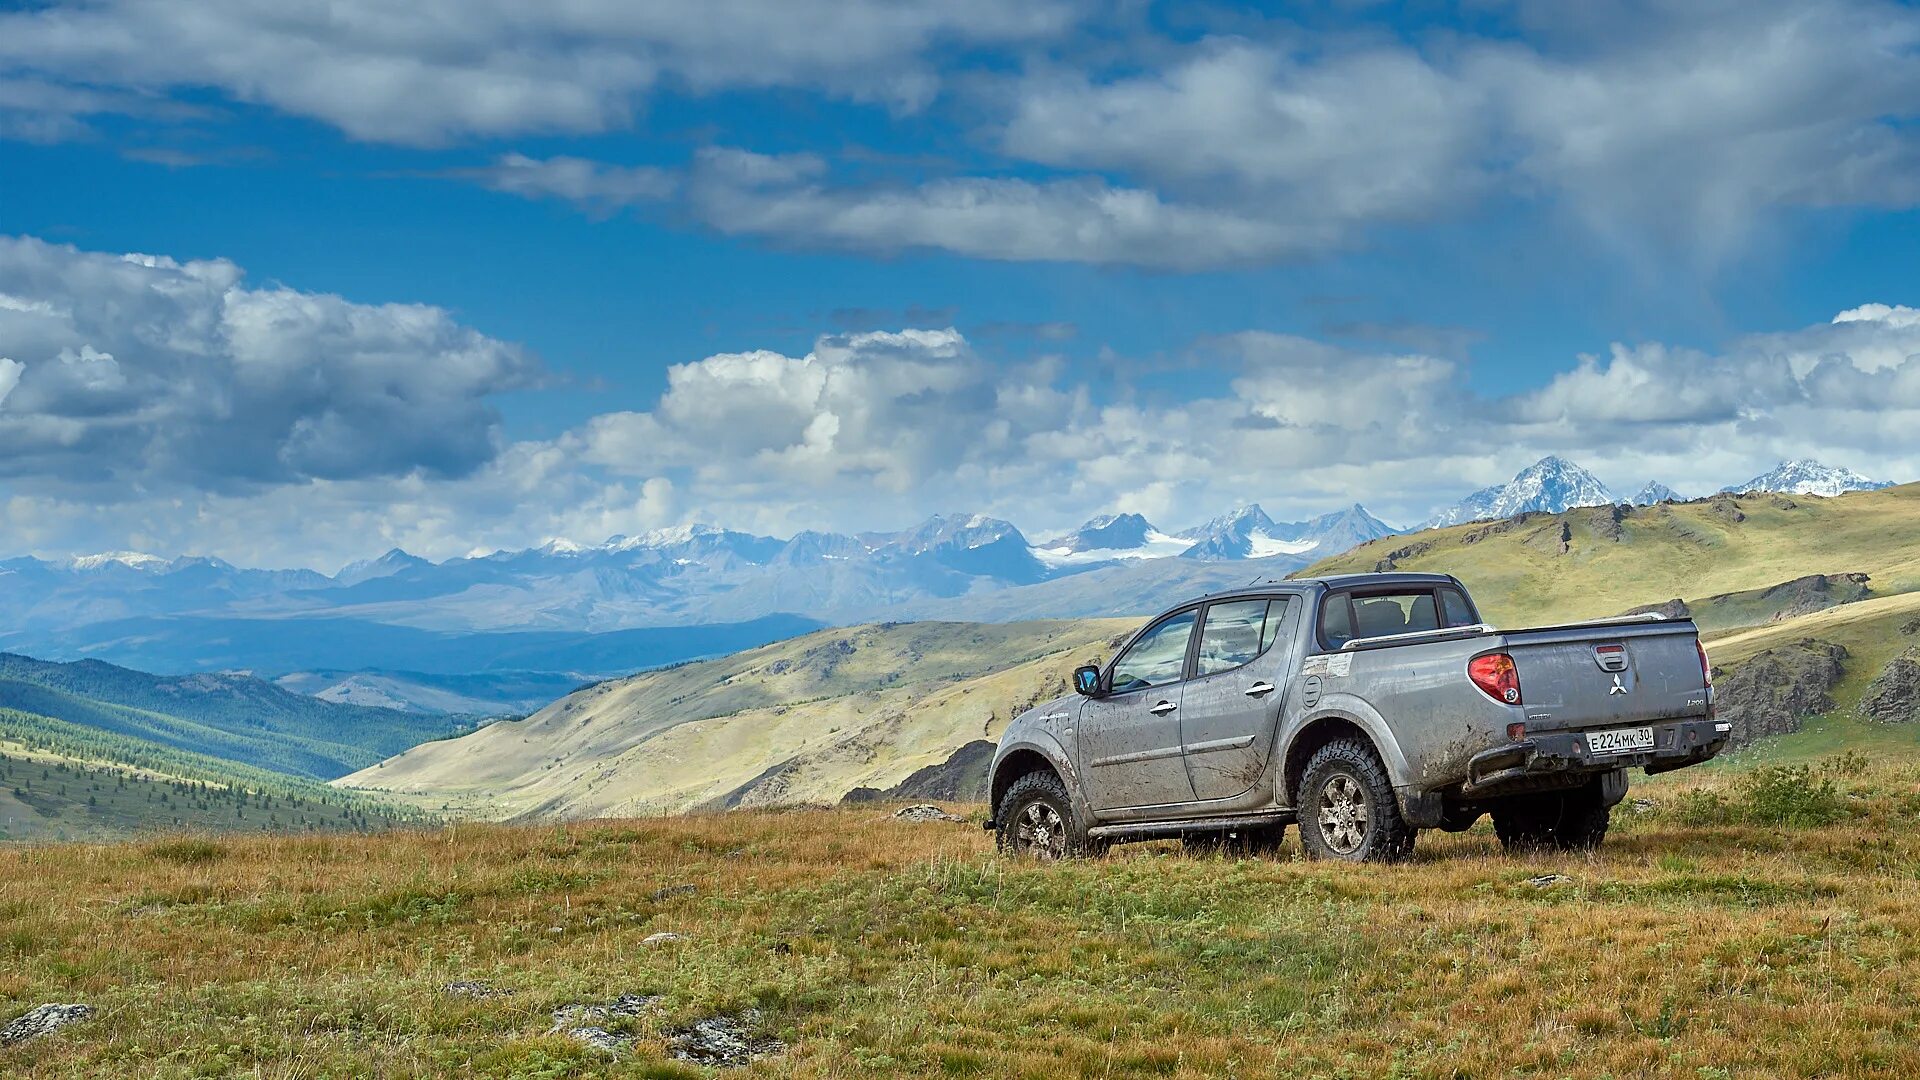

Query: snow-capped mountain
left=1178, top=503, right=1399, bottom=562
left=1629, top=482, right=1681, bottom=506
left=334, top=548, right=433, bottom=586
left=1033, top=513, right=1189, bottom=566
left=1423, top=457, right=1616, bottom=529
left=1721, top=460, right=1894, bottom=497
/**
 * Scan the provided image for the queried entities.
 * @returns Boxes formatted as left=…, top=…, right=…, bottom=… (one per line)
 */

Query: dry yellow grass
left=7, top=765, right=1920, bottom=1078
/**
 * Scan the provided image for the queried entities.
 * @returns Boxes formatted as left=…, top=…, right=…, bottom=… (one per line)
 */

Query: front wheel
left=995, top=771, right=1102, bottom=860
left=1296, top=737, right=1417, bottom=863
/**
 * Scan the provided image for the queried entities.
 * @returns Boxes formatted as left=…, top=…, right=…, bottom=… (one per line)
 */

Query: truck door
left=1079, top=608, right=1199, bottom=810
left=1179, top=597, right=1297, bottom=802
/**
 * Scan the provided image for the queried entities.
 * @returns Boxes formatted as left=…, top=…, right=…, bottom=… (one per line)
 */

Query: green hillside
left=0, top=652, right=477, bottom=779
left=0, top=706, right=428, bottom=841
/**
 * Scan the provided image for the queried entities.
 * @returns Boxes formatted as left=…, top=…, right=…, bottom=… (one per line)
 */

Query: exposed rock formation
left=1859, top=649, right=1920, bottom=724
left=1713, top=639, right=1848, bottom=747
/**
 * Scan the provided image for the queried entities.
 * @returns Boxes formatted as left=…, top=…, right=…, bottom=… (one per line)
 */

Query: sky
left=1, top=0, right=1919, bottom=571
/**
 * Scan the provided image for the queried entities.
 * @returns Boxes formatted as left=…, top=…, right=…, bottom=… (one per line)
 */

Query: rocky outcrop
left=1755, top=573, right=1871, bottom=622
left=842, top=740, right=995, bottom=804
left=1859, top=649, right=1920, bottom=724
left=1621, top=599, right=1691, bottom=620
left=1713, top=639, right=1849, bottom=747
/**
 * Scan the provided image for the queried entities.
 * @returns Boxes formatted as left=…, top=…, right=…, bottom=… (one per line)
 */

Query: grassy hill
left=5, top=770, right=1920, bottom=1076
left=340, top=619, right=1134, bottom=819
left=1302, top=483, right=1920, bottom=628
left=0, top=706, right=428, bottom=840
left=0, top=652, right=475, bottom=780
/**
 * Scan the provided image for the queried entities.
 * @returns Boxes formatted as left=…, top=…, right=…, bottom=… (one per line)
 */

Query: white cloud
left=2, top=236, right=1919, bottom=567
left=0, top=0, right=1077, bottom=144
left=460, top=154, right=677, bottom=214
left=0, top=235, right=540, bottom=490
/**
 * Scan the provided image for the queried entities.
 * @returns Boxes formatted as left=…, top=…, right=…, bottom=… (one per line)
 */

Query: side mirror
left=1073, top=663, right=1103, bottom=697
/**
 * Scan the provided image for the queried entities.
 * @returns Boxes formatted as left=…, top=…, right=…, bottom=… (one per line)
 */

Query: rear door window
left=1195, top=598, right=1290, bottom=677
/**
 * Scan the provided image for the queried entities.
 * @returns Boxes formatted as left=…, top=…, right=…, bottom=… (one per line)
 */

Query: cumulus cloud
left=0, top=0, right=1076, bottom=144
left=0, top=235, right=539, bottom=490
left=2, top=237, right=1919, bottom=567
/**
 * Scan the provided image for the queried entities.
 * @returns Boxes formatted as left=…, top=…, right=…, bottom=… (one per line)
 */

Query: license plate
left=1586, top=726, right=1654, bottom=755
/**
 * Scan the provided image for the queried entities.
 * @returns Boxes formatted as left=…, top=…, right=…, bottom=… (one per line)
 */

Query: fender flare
left=987, top=736, right=1082, bottom=816
left=1278, top=697, right=1414, bottom=800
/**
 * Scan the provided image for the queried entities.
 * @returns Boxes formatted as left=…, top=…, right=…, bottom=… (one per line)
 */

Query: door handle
left=1149, top=700, right=1178, bottom=715
left=1245, top=682, right=1276, bottom=697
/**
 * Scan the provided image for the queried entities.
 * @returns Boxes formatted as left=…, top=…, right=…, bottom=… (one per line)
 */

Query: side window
left=1259, top=597, right=1290, bottom=652
left=1321, top=595, right=1355, bottom=648
left=1109, top=610, right=1197, bottom=693
left=1328, top=590, right=1445, bottom=647
left=1439, top=587, right=1477, bottom=627
left=1196, top=599, right=1272, bottom=677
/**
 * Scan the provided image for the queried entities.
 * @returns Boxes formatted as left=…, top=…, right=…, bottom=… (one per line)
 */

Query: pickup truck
left=987, top=572, right=1727, bottom=862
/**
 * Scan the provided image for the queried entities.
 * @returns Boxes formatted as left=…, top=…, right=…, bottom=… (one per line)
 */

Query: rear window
left=1439, top=587, right=1477, bottom=627
left=1320, top=590, right=1444, bottom=648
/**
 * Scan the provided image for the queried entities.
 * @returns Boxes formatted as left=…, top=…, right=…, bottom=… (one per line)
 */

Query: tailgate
left=1503, top=619, right=1709, bottom=733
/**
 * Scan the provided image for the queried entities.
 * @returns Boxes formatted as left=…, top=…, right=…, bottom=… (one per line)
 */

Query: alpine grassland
left=7, top=759, right=1920, bottom=1078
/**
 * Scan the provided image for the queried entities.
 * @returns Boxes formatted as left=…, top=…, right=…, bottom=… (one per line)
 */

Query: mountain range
left=0, top=457, right=1897, bottom=713
left=1421, top=457, right=1892, bottom=529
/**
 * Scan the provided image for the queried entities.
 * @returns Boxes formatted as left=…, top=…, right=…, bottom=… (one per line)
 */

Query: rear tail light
left=1469, top=653, right=1522, bottom=705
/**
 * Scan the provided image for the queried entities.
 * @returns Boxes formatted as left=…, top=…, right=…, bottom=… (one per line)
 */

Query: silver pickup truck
left=987, top=572, right=1727, bottom=862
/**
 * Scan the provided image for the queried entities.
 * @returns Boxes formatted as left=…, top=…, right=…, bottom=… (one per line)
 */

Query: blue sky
left=1, top=0, right=1919, bottom=568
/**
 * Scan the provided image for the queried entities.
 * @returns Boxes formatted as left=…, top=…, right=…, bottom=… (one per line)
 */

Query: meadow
left=5, top=759, right=1918, bottom=1078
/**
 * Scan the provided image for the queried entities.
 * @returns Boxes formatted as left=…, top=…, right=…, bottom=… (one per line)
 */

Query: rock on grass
left=892, top=804, right=967, bottom=824
left=2, top=1004, right=93, bottom=1046
left=669, top=1009, right=784, bottom=1067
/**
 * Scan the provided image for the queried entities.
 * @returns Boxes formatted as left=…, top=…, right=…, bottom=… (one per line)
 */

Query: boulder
left=892, top=804, right=967, bottom=824
left=1, top=1004, right=92, bottom=1046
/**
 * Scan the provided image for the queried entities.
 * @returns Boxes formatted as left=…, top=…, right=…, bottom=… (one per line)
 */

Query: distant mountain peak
left=68, top=551, right=170, bottom=572
left=1423, top=456, right=1616, bottom=529
left=1723, top=460, right=1893, bottom=497
left=1630, top=481, right=1680, bottom=506
left=1034, top=512, right=1186, bottom=565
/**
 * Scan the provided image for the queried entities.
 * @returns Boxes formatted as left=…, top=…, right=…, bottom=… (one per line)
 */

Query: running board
left=1088, top=810, right=1295, bottom=841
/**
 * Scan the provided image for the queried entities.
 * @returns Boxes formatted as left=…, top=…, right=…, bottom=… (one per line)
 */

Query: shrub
left=1737, top=765, right=1846, bottom=827
left=1820, top=750, right=1871, bottom=779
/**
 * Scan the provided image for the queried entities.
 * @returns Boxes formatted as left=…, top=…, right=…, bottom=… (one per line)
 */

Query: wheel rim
left=1317, top=773, right=1370, bottom=855
left=1014, top=801, right=1067, bottom=859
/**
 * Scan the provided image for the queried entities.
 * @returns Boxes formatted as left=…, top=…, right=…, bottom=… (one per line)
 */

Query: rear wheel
left=996, top=771, right=1101, bottom=860
left=1296, top=738, right=1416, bottom=863
left=1492, top=781, right=1611, bottom=853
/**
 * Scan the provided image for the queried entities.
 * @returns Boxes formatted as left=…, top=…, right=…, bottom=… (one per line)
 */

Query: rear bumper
left=1464, top=718, right=1729, bottom=794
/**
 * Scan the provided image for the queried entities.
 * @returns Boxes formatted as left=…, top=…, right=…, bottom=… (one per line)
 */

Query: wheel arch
left=1280, top=709, right=1406, bottom=807
left=989, top=741, right=1075, bottom=817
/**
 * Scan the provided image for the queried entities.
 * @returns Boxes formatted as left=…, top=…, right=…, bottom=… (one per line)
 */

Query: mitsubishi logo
left=1609, top=674, right=1629, bottom=696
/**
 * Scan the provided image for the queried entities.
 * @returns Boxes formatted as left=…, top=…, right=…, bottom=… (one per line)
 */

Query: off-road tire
left=1297, top=737, right=1416, bottom=863
left=1492, top=782, right=1611, bottom=853
left=995, top=771, right=1102, bottom=860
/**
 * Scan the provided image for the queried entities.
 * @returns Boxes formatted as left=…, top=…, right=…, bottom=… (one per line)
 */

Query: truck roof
left=1197, top=570, right=1461, bottom=603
